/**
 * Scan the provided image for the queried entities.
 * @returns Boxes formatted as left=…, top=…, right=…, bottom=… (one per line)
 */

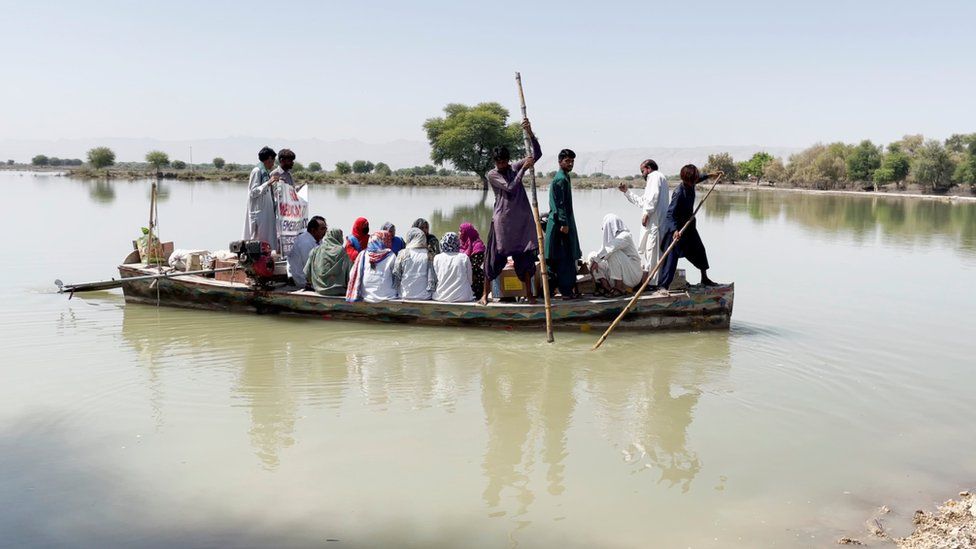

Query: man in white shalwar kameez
left=243, top=146, right=280, bottom=248
left=619, top=159, right=670, bottom=273
left=287, top=216, right=327, bottom=288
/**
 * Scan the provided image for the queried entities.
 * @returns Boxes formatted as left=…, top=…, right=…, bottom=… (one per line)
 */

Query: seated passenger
left=432, top=232, right=474, bottom=303
left=287, top=215, right=327, bottom=287
left=344, top=217, right=370, bottom=262
left=346, top=230, right=398, bottom=303
left=459, top=222, right=486, bottom=299
left=393, top=228, right=436, bottom=300
left=381, top=222, right=406, bottom=254
left=587, top=214, right=645, bottom=297
left=304, top=227, right=351, bottom=296
left=411, top=218, right=440, bottom=260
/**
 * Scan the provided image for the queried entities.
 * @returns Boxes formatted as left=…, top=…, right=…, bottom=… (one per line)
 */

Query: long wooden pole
left=591, top=172, right=724, bottom=350
left=56, top=267, right=240, bottom=295
left=515, top=72, right=554, bottom=343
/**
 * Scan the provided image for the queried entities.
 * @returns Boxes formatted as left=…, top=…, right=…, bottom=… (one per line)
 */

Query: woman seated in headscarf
left=393, top=227, right=436, bottom=300
left=304, top=227, right=351, bottom=296
left=411, top=218, right=440, bottom=260
left=381, top=222, right=405, bottom=254
left=587, top=214, right=645, bottom=297
left=344, top=217, right=370, bottom=262
left=346, top=230, right=398, bottom=303
left=432, top=232, right=474, bottom=303
left=459, top=222, right=486, bottom=299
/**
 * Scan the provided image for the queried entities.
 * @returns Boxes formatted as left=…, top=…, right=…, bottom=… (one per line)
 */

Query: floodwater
left=2, top=171, right=975, bottom=548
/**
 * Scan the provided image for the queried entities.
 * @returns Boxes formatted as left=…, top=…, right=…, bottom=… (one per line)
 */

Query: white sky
left=2, top=0, right=974, bottom=150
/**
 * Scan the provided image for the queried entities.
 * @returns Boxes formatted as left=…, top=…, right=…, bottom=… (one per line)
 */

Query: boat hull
left=118, top=264, right=733, bottom=332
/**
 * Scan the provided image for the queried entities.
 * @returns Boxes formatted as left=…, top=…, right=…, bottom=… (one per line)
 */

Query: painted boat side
left=118, top=264, right=733, bottom=331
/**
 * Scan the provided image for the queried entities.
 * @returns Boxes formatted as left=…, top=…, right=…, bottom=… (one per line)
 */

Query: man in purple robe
left=480, top=118, right=542, bottom=305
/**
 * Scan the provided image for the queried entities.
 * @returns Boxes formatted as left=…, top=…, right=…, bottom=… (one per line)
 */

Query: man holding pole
left=480, top=118, right=542, bottom=305
left=656, top=164, right=721, bottom=291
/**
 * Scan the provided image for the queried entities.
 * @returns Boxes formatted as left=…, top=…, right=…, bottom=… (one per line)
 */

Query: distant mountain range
left=0, top=137, right=801, bottom=176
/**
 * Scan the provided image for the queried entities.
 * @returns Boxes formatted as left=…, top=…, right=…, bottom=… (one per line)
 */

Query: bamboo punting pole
left=515, top=72, right=554, bottom=343
left=55, top=267, right=240, bottom=295
left=591, top=172, right=724, bottom=351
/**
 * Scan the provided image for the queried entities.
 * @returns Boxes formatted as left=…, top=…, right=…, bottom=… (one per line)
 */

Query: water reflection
left=118, top=303, right=730, bottom=520
left=707, top=191, right=976, bottom=252
left=88, top=180, right=116, bottom=204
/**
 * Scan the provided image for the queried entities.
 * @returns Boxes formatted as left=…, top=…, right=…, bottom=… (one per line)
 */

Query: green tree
left=6, top=160, right=13, bottom=165
left=352, top=160, right=374, bottom=174
left=49, top=157, right=63, bottom=166
left=171, top=160, right=187, bottom=170
left=873, top=149, right=911, bottom=187
left=212, top=157, right=226, bottom=169
left=308, top=161, right=322, bottom=172
left=145, top=151, right=170, bottom=171
left=226, top=163, right=241, bottom=171
left=423, top=102, right=524, bottom=188
left=846, top=140, right=882, bottom=183
left=704, top=152, right=738, bottom=182
left=87, top=147, right=116, bottom=169
left=335, top=161, right=352, bottom=175
left=911, top=140, right=956, bottom=193
left=292, top=162, right=305, bottom=172
left=31, top=154, right=49, bottom=166
left=374, top=162, right=392, bottom=176
left=738, top=151, right=774, bottom=181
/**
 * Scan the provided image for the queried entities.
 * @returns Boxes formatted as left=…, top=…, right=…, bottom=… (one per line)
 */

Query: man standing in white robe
left=243, top=146, right=280, bottom=247
left=619, top=159, right=670, bottom=271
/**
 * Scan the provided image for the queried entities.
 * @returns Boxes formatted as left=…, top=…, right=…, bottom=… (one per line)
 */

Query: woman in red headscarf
left=344, top=217, right=370, bottom=262
left=459, top=222, right=487, bottom=299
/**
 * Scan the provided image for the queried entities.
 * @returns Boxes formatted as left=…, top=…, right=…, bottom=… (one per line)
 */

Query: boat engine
left=229, top=239, right=276, bottom=286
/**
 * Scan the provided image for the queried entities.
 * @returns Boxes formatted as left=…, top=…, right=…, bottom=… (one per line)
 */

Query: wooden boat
left=117, top=257, right=734, bottom=332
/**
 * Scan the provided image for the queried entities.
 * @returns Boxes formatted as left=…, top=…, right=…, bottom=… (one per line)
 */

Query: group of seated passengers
left=293, top=217, right=487, bottom=303
left=291, top=212, right=656, bottom=304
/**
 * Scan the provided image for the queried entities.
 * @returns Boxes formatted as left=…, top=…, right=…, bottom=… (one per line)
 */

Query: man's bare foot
left=527, top=297, right=538, bottom=305
left=652, top=288, right=670, bottom=297
left=479, top=296, right=489, bottom=306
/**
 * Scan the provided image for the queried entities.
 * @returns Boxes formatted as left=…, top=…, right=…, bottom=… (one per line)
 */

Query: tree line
left=703, top=133, right=976, bottom=193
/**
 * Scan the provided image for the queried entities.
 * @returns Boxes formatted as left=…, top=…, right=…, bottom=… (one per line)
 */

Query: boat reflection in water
left=119, top=301, right=730, bottom=523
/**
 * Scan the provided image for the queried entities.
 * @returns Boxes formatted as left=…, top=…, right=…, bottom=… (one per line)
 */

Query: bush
left=172, top=160, right=187, bottom=170
left=335, top=161, right=352, bottom=175
left=32, top=155, right=49, bottom=166
left=308, top=162, right=322, bottom=172
left=212, top=157, right=226, bottom=169
left=374, top=162, right=392, bottom=176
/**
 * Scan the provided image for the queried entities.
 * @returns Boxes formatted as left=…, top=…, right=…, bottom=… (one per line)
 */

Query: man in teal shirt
left=544, top=149, right=582, bottom=299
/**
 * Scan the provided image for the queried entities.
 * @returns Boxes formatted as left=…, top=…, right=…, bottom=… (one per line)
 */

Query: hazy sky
left=2, top=0, right=974, bottom=150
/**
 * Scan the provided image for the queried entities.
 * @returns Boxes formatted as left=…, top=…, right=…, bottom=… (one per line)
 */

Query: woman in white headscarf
left=432, top=232, right=474, bottom=302
left=393, top=227, right=436, bottom=300
left=587, top=214, right=644, bottom=297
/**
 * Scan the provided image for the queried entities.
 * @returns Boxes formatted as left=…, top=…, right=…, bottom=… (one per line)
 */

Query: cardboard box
left=491, top=265, right=537, bottom=299
left=214, top=259, right=248, bottom=284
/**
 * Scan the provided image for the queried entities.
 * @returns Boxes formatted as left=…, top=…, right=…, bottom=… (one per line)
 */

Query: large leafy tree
left=352, top=160, right=374, bottom=174
left=424, top=102, right=524, bottom=189
left=846, top=140, right=882, bottom=183
left=704, top=152, right=738, bottom=182
left=145, top=151, right=170, bottom=172
left=87, top=147, right=115, bottom=169
left=911, top=140, right=956, bottom=193
left=737, top=151, right=774, bottom=181
left=335, top=161, right=352, bottom=175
